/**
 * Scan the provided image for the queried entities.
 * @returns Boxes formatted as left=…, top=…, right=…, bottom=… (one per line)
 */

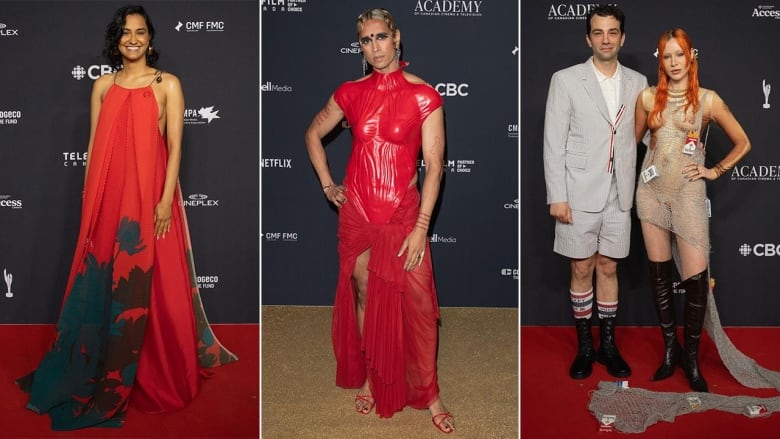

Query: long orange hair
left=648, top=28, right=700, bottom=129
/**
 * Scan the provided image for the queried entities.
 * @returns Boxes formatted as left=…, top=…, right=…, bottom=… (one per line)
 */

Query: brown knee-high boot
left=649, top=259, right=682, bottom=380
left=681, top=268, right=709, bottom=392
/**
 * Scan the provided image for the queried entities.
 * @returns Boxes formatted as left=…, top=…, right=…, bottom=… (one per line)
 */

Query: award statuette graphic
left=3, top=269, right=12, bottom=298
left=763, top=79, right=771, bottom=109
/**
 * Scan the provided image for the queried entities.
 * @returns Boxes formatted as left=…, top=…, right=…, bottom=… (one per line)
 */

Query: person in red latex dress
left=16, top=5, right=236, bottom=430
left=304, top=7, right=455, bottom=434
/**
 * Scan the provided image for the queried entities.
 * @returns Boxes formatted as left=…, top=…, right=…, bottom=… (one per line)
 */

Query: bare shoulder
left=402, top=70, right=429, bottom=86
left=93, top=73, right=114, bottom=94
left=158, top=71, right=182, bottom=91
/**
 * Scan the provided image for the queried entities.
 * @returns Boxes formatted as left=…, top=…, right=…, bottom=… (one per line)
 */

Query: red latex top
left=334, top=61, right=443, bottom=224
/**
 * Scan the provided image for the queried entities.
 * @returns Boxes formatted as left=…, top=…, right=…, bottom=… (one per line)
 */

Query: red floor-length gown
left=331, top=61, right=444, bottom=418
left=17, top=74, right=237, bottom=430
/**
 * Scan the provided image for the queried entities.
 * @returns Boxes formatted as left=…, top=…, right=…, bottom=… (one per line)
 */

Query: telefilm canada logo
left=0, top=22, right=20, bottom=37
left=174, top=19, right=225, bottom=32
left=184, top=193, right=220, bottom=207
left=547, top=3, right=609, bottom=21
left=752, top=5, right=780, bottom=19
left=3, top=268, right=13, bottom=298
left=263, top=232, right=299, bottom=242
left=261, top=0, right=307, bottom=13
left=413, top=0, right=484, bottom=17
left=261, top=158, right=293, bottom=168
left=0, top=194, right=22, bottom=209
left=62, top=151, right=87, bottom=167
left=0, top=109, right=21, bottom=125
left=184, top=106, right=220, bottom=125
left=739, top=243, right=780, bottom=257
left=72, top=64, right=115, bottom=81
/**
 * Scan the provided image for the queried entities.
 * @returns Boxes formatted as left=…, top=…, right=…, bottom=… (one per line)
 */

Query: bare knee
left=595, top=255, right=618, bottom=279
left=571, top=257, right=596, bottom=283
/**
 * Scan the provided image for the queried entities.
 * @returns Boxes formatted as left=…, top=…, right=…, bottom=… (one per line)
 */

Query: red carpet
left=0, top=324, right=258, bottom=438
left=521, top=326, right=780, bottom=438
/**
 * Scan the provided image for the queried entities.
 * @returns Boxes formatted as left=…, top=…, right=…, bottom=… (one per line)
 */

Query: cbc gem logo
left=739, top=243, right=780, bottom=256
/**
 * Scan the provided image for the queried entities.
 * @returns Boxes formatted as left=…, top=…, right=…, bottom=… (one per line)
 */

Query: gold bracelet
left=322, top=183, right=335, bottom=193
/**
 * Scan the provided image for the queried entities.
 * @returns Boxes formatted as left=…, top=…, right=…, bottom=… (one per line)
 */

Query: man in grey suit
left=543, top=5, right=647, bottom=380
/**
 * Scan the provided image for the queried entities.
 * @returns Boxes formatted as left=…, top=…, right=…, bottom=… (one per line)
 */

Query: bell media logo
left=0, top=109, right=21, bottom=125
left=0, top=22, right=20, bottom=37
left=430, top=233, right=457, bottom=244
left=739, top=243, right=780, bottom=256
left=413, top=0, right=484, bottom=17
left=261, top=81, right=293, bottom=92
left=752, top=5, right=780, bottom=19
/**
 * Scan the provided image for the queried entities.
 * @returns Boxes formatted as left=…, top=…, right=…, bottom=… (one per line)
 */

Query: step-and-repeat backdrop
left=261, top=1, right=519, bottom=307
left=0, top=1, right=259, bottom=323
left=522, top=1, right=779, bottom=325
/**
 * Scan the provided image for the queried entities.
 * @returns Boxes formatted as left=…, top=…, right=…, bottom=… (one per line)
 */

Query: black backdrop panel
left=0, top=0, right=259, bottom=323
left=521, top=1, right=780, bottom=325
left=261, top=1, right=519, bottom=307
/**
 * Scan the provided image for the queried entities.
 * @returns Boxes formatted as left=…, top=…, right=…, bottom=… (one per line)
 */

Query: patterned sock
left=571, top=288, right=593, bottom=320
left=597, top=300, right=618, bottom=319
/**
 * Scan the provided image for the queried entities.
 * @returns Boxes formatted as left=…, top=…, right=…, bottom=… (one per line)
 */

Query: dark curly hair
left=103, top=5, right=158, bottom=69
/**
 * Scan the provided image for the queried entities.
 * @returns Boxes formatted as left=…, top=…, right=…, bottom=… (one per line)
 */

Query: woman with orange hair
left=634, top=28, right=750, bottom=392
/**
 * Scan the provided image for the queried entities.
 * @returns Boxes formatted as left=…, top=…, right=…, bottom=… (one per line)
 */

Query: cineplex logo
left=739, top=243, right=780, bottom=257
left=184, top=194, right=219, bottom=207
left=0, top=22, right=20, bottom=36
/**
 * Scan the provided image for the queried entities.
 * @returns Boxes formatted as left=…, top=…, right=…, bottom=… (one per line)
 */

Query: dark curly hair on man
left=103, top=5, right=158, bottom=69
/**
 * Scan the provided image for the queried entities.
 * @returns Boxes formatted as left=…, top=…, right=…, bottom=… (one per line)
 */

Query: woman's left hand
left=398, top=228, right=427, bottom=271
left=154, top=201, right=172, bottom=239
left=683, top=162, right=715, bottom=182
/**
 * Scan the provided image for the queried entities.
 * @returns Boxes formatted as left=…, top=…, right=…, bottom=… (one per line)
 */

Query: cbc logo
left=739, top=243, right=780, bottom=256
left=435, top=83, right=469, bottom=97
left=72, top=65, right=115, bottom=80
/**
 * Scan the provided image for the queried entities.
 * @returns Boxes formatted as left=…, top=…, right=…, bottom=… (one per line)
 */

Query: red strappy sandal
left=432, top=412, right=455, bottom=434
left=354, top=393, right=375, bottom=415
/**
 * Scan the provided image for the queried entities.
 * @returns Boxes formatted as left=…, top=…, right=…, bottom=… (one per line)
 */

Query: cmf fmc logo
left=739, top=243, right=780, bottom=256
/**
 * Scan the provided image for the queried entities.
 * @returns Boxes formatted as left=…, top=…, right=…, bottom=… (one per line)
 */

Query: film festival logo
left=3, top=268, right=12, bottom=298
left=261, top=0, right=306, bottom=13
left=763, top=79, right=771, bottom=109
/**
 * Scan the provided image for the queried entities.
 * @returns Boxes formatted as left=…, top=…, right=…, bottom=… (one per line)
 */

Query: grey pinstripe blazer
left=543, top=58, right=648, bottom=213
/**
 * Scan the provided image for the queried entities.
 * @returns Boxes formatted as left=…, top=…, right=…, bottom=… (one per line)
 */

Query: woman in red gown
left=305, top=8, right=454, bottom=434
left=16, top=5, right=236, bottom=430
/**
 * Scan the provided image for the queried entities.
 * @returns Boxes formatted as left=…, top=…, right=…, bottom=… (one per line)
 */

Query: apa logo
left=184, top=106, right=220, bottom=124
